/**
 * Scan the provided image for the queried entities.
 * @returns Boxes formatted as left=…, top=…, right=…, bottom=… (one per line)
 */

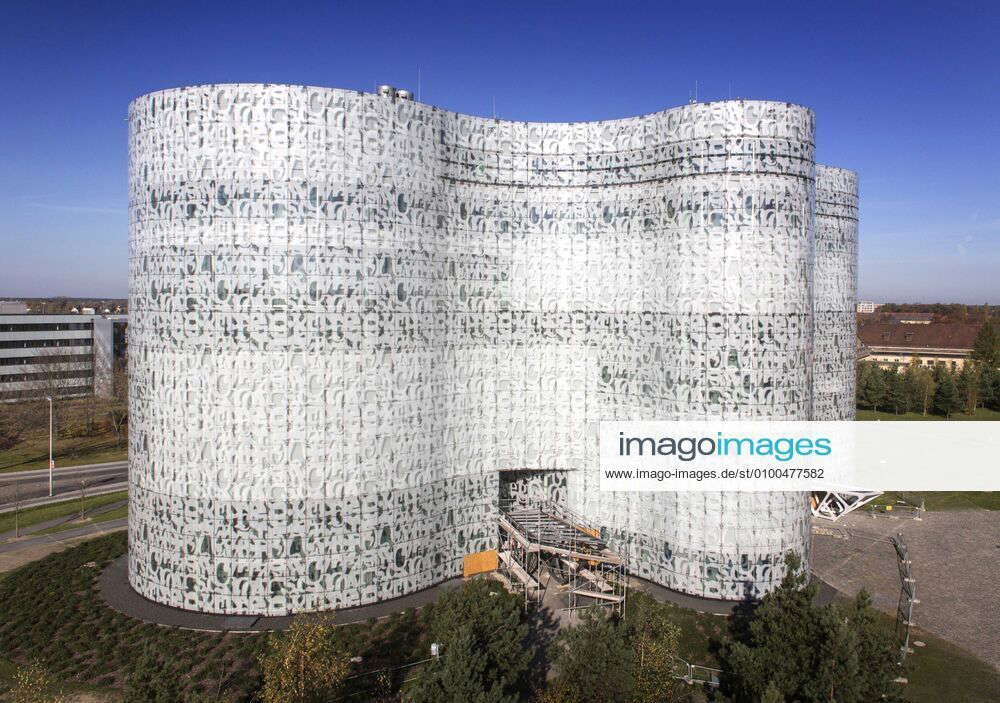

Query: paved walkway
left=629, top=573, right=839, bottom=615
left=811, top=510, right=1000, bottom=670
left=100, top=555, right=465, bottom=632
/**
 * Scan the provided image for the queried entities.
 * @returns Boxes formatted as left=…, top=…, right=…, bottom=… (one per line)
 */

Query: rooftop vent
left=396, top=89, right=413, bottom=101
left=376, top=84, right=396, bottom=99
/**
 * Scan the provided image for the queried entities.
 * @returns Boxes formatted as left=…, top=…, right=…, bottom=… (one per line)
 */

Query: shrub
left=258, top=616, right=351, bottom=703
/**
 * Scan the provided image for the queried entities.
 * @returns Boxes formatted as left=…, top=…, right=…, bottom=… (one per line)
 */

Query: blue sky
left=1, top=1, right=997, bottom=302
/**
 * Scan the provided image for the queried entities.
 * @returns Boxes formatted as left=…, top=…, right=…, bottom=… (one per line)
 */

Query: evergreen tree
left=410, top=579, right=533, bottom=702
left=971, top=320, right=1000, bottom=368
left=991, top=372, right=1000, bottom=412
left=933, top=370, right=960, bottom=417
left=719, top=553, right=901, bottom=703
left=410, top=625, right=516, bottom=703
left=859, top=362, right=887, bottom=411
left=981, top=365, right=1000, bottom=411
left=760, top=681, right=784, bottom=703
left=846, top=592, right=905, bottom=700
left=548, top=608, right=634, bottom=703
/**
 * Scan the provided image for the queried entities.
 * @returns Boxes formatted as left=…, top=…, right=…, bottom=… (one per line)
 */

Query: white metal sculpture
left=128, top=85, right=858, bottom=614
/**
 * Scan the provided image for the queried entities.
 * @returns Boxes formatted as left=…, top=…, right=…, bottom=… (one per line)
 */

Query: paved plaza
left=811, top=509, right=1000, bottom=670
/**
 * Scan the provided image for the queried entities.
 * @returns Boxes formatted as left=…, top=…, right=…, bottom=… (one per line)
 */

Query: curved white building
left=128, top=84, right=857, bottom=614
left=813, top=166, right=859, bottom=421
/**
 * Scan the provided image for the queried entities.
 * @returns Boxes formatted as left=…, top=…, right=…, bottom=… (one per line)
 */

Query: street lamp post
left=46, top=395, right=54, bottom=496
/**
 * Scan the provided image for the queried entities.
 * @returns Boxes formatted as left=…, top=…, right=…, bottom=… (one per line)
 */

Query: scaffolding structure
left=496, top=499, right=626, bottom=617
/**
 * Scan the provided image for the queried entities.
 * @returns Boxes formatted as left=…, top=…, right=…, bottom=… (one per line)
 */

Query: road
left=0, top=460, right=127, bottom=512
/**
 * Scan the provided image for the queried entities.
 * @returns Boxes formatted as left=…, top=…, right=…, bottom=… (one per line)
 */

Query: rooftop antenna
left=728, top=81, right=733, bottom=99
left=417, top=66, right=421, bottom=102
left=695, top=80, right=698, bottom=103
left=492, top=95, right=497, bottom=119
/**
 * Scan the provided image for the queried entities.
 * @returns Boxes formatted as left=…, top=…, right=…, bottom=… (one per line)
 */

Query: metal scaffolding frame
left=496, top=499, right=626, bottom=617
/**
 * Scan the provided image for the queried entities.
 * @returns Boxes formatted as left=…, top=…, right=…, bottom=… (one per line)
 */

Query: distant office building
left=0, top=314, right=127, bottom=402
left=858, top=322, right=980, bottom=371
left=856, top=301, right=877, bottom=313
left=0, top=301, right=28, bottom=315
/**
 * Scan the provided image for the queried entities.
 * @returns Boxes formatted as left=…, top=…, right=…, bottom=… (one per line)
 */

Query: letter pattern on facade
left=128, top=85, right=856, bottom=614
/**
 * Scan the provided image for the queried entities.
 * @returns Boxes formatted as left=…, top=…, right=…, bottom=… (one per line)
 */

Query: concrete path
left=99, top=554, right=465, bottom=632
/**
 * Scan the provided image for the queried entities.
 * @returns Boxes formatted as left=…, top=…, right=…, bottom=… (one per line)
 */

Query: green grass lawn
left=0, top=437, right=126, bottom=473
left=903, top=626, right=1000, bottom=703
left=659, top=591, right=1000, bottom=703
left=0, top=491, right=128, bottom=536
left=876, top=491, right=1000, bottom=511
left=856, top=407, right=1000, bottom=421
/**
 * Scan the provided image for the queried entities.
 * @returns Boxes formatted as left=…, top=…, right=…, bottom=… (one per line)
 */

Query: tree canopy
left=547, top=608, right=634, bottom=703
left=258, top=617, right=351, bottom=703
left=972, top=320, right=1000, bottom=368
left=408, top=579, right=534, bottom=702
left=719, top=553, right=903, bottom=703
left=546, top=593, right=684, bottom=703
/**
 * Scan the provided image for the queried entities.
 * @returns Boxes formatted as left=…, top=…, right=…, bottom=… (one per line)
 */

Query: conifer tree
left=719, top=553, right=901, bottom=702
left=548, top=608, right=634, bottom=703
left=971, top=320, right=1000, bottom=368
left=933, top=370, right=960, bottom=417
left=409, top=579, right=533, bottom=702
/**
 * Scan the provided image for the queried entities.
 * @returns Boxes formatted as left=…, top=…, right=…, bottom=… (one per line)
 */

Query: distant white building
left=856, top=301, right=877, bottom=313
left=0, top=314, right=126, bottom=402
left=0, top=301, right=28, bottom=315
